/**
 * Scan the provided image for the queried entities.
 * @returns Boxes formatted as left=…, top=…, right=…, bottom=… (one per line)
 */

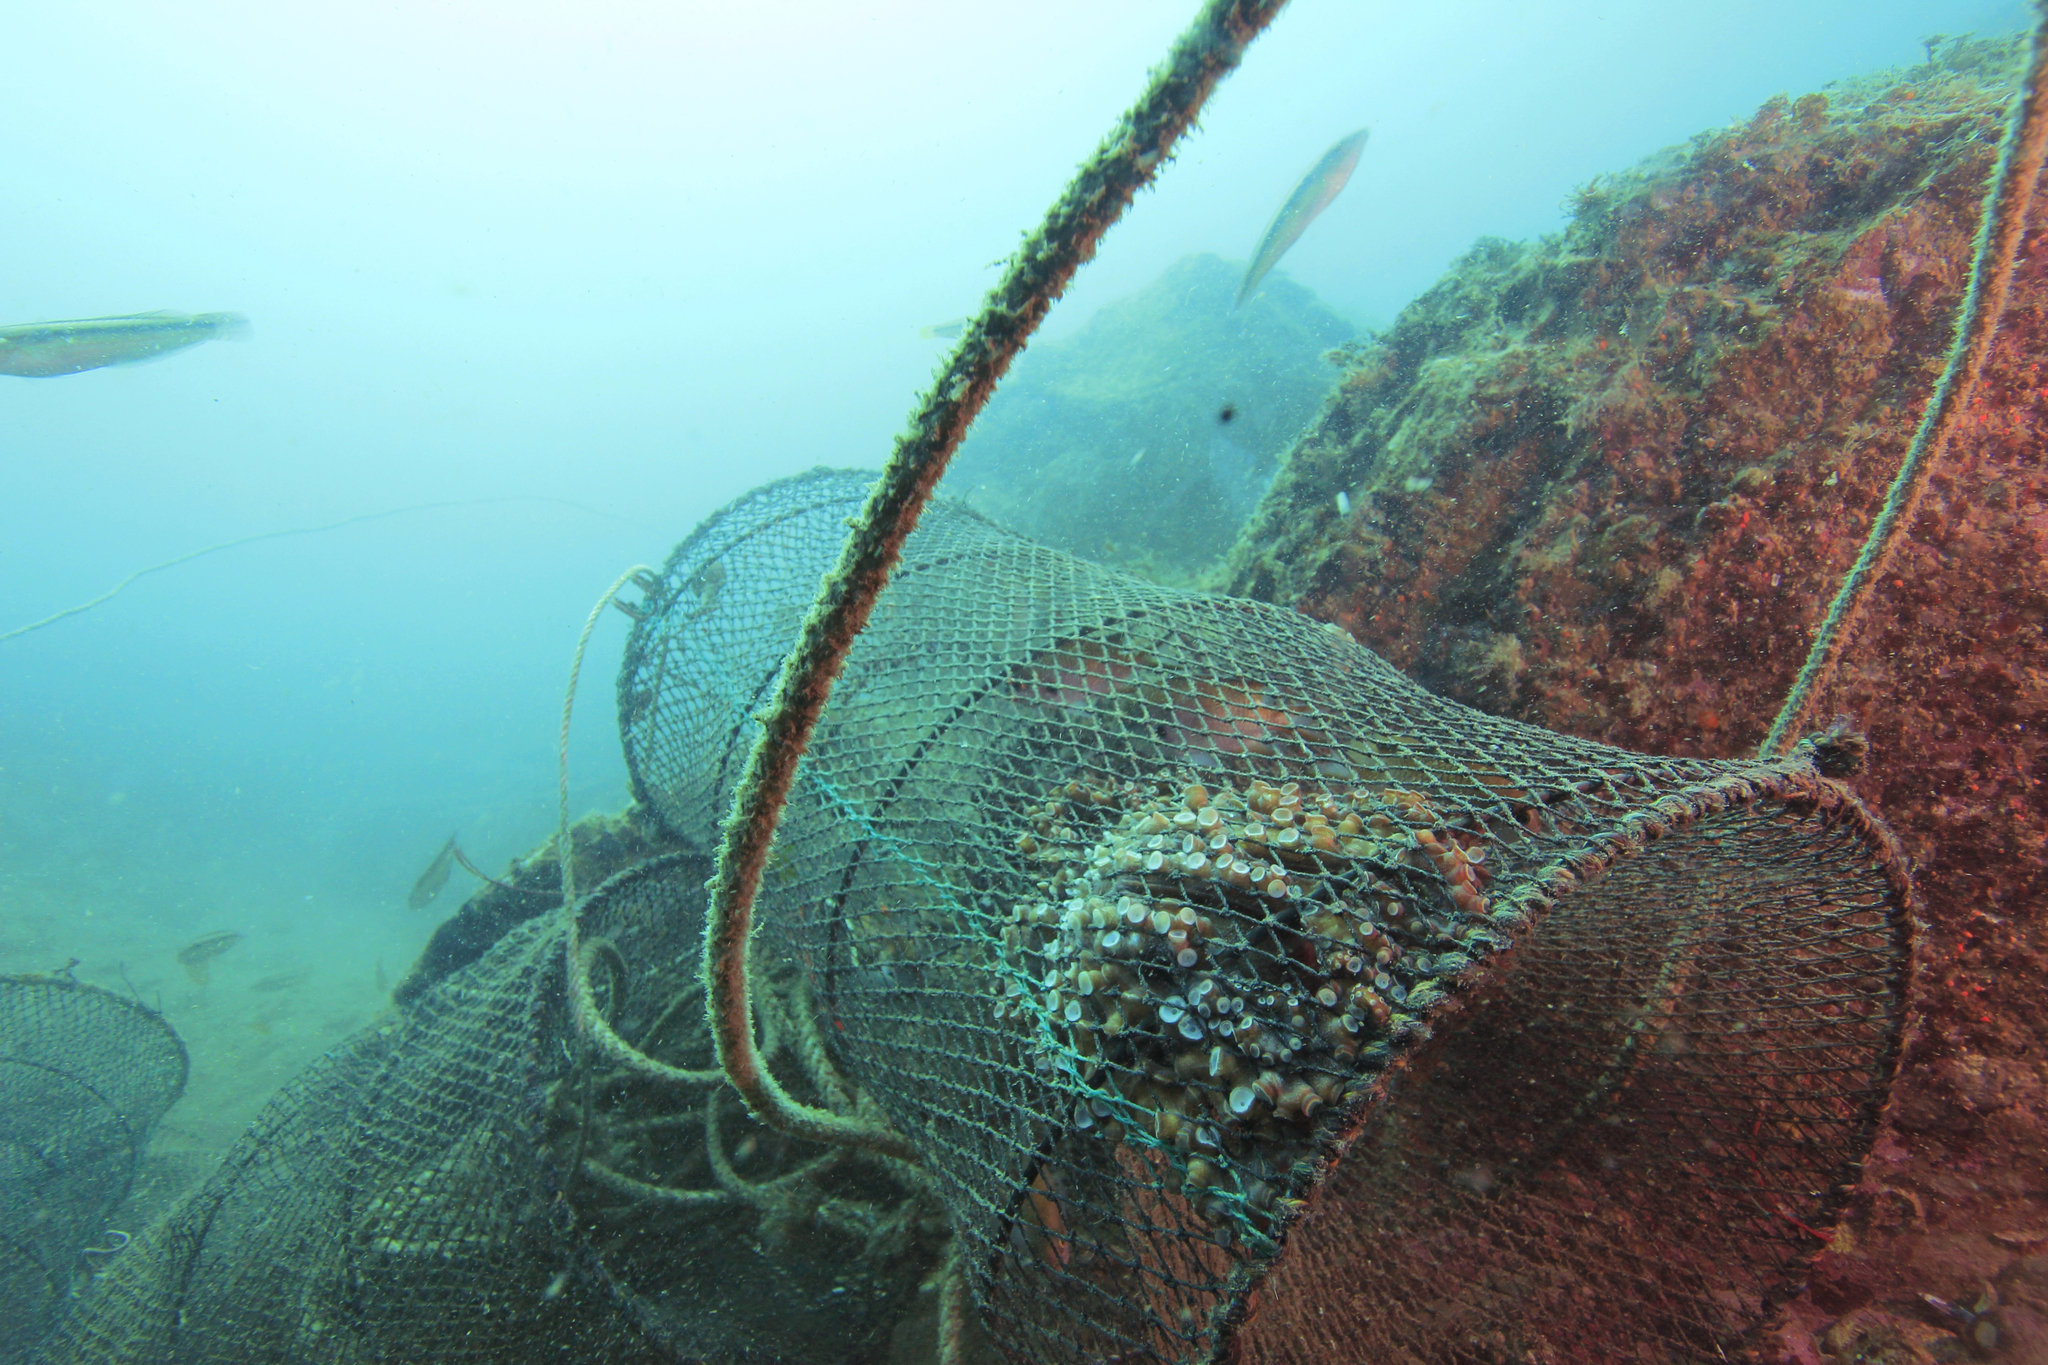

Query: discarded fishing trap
left=1, top=975, right=186, bottom=1363
left=41, top=843, right=949, bottom=1365
left=620, top=468, right=1913, bottom=1364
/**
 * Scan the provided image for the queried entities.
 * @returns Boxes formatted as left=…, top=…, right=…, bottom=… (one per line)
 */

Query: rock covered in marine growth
left=950, top=252, right=1356, bottom=582
left=1223, top=33, right=2048, bottom=1363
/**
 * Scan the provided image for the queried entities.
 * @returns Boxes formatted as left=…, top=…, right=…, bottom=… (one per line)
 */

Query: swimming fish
left=919, top=318, right=968, bottom=340
left=0, top=310, right=250, bottom=378
left=408, top=834, right=459, bottom=910
left=1235, top=129, right=1369, bottom=308
left=683, top=557, right=726, bottom=620
left=249, top=968, right=313, bottom=994
left=176, top=931, right=243, bottom=986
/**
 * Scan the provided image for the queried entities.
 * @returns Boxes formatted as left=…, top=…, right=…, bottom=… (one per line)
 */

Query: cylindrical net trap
left=620, top=469, right=1912, bottom=1364
left=39, top=858, right=941, bottom=1365
left=1, top=976, right=187, bottom=1364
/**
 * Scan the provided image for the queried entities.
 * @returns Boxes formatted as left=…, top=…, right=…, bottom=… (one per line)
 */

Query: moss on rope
left=1761, top=3, right=2048, bottom=757
left=703, top=0, right=1292, bottom=1161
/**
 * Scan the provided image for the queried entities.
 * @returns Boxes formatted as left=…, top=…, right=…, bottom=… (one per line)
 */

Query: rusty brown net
left=618, top=468, right=1912, bottom=1363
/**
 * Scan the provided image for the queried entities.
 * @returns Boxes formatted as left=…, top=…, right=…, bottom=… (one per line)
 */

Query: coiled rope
left=703, top=0, right=1292, bottom=1162
left=1761, top=8, right=2048, bottom=757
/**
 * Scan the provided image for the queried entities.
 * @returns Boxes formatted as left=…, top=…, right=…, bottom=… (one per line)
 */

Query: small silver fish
left=919, top=318, right=968, bottom=340
left=1236, top=130, right=1369, bottom=308
left=0, top=310, right=250, bottom=378
left=176, top=931, right=243, bottom=986
left=408, top=834, right=459, bottom=911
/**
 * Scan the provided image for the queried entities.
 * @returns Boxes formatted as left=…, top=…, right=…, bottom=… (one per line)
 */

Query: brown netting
left=41, top=854, right=943, bottom=1365
left=1, top=976, right=185, bottom=1365
left=620, top=468, right=1912, bottom=1364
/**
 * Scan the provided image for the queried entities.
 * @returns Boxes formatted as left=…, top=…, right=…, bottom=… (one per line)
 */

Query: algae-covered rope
left=1761, top=6, right=2048, bottom=757
left=935, top=1238, right=974, bottom=1365
left=705, top=0, right=1292, bottom=1161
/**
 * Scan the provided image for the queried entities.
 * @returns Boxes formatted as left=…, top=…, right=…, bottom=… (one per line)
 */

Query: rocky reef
left=948, top=252, right=1355, bottom=582
left=1224, top=35, right=2048, bottom=1362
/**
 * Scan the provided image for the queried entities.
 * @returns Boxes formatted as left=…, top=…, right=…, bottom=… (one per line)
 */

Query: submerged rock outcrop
left=1225, top=35, right=2048, bottom=1361
left=949, top=252, right=1355, bottom=581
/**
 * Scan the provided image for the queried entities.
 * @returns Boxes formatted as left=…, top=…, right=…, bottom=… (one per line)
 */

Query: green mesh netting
left=42, top=854, right=942, bottom=1365
left=620, top=468, right=1912, bottom=1364
left=2, top=976, right=186, bottom=1365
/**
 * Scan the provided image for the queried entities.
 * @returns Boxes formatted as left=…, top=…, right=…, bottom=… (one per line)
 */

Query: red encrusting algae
left=1223, top=35, right=2048, bottom=1361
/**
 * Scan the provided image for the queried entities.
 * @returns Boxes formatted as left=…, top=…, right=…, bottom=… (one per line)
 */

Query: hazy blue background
left=0, top=0, right=2026, bottom=1134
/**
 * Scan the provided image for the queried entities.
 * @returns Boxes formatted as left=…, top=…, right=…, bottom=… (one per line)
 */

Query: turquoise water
left=0, top=0, right=2022, bottom=1156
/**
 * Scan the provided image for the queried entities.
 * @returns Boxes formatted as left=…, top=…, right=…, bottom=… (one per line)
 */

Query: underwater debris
left=634, top=467, right=1909, bottom=1362
left=176, top=931, right=243, bottom=986
left=408, top=834, right=459, bottom=910
left=0, top=310, right=248, bottom=377
left=1236, top=129, right=1368, bottom=308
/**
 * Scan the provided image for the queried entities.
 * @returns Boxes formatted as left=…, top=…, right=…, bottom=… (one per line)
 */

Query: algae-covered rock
left=1223, top=33, right=2048, bottom=1362
left=1225, top=40, right=2028, bottom=750
left=950, top=252, right=1355, bottom=581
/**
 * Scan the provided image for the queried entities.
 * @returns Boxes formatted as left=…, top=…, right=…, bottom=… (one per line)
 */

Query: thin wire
left=557, top=568, right=727, bottom=1088
left=0, top=495, right=653, bottom=645
left=1760, top=11, right=2048, bottom=756
left=558, top=565, right=654, bottom=906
